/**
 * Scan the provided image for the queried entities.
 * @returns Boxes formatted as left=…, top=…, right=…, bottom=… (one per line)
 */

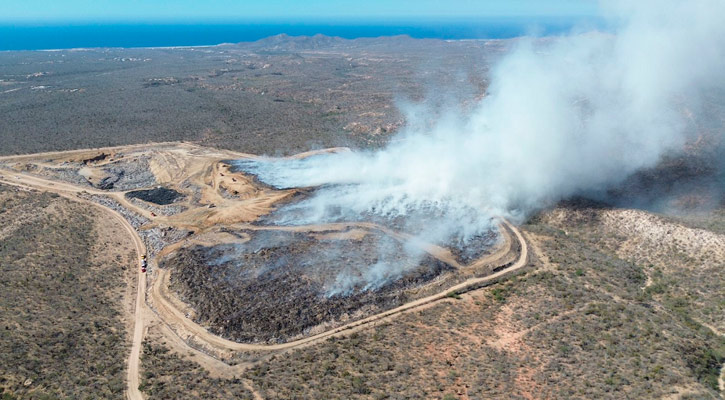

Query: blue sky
left=4, top=0, right=600, bottom=23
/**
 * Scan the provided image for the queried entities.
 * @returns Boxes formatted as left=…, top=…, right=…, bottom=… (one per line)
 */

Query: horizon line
left=0, top=15, right=605, bottom=27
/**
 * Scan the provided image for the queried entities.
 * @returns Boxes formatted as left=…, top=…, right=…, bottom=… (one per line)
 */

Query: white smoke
left=235, top=0, right=725, bottom=291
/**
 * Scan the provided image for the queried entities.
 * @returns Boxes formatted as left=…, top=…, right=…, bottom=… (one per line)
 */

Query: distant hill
left=235, top=33, right=453, bottom=52
left=244, top=33, right=348, bottom=51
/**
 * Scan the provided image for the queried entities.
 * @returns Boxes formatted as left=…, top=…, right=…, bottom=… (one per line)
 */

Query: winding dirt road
left=121, top=222, right=147, bottom=400
left=0, top=171, right=147, bottom=400
left=151, top=219, right=527, bottom=353
left=0, top=154, right=529, bottom=399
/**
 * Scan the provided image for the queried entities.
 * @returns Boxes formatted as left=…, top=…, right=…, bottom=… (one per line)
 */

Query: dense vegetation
left=139, top=341, right=253, bottom=399
left=0, top=185, right=133, bottom=399
left=2, top=34, right=724, bottom=399
left=0, top=36, right=499, bottom=156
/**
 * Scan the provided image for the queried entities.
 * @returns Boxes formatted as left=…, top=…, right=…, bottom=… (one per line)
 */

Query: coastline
left=0, top=18, right=601, bottom=52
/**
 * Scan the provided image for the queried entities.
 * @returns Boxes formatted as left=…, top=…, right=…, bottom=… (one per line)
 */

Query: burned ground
left=241, top=211, right=725, bottom=400
left=231, top=162, right=504, bottom=267
left=126, top=187, right=184, bottom=205
left=444, top=230, right=501, bottom=265
left=164, top=229, right=455, bottom=343
left=263, top=208, right=503, bottom=267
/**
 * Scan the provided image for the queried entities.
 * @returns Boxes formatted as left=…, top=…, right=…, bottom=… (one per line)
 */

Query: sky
left=3, top=0, right=600, bottom=24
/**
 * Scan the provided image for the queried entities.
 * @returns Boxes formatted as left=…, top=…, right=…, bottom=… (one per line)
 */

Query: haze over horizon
left=4, top=0, right=599, bottom=24
left=236, top=0, right=725, bottom=296
left=0, top=0, right=608, bottom=50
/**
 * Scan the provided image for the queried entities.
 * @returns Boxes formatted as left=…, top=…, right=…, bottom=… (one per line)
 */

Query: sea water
left=0, top=17, right=605, bottom=51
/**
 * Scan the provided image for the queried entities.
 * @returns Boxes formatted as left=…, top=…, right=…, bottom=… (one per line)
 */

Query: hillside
left=238, top=204, right=724, bottom=399
left=0, top=184, right=137, bottom=399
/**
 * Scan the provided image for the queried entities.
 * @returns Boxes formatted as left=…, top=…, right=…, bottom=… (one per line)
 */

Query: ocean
left=0, top=17, right=605, bottom=51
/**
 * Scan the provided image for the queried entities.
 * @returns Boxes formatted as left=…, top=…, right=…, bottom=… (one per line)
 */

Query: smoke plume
left=235, top=0, right=725, bottom=292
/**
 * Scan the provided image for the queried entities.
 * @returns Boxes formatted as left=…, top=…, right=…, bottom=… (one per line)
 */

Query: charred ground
left=165, top=229, right=455, bottom=343
left=126, top=187, right=184, bottom=205
left=2, top=33, right=724, bottom=400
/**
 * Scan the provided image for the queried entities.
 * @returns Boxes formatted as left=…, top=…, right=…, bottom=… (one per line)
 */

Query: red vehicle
left=141, top=255, right=147, bottom=273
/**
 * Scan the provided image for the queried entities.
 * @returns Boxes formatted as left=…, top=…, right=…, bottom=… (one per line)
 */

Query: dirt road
left=0, top=149, right=529, bottom=398
left=0, top=172, right=148, bottom=400
left=121, top=220, right=147, bottom=400
left=151, top=219, right=528, bottom=353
